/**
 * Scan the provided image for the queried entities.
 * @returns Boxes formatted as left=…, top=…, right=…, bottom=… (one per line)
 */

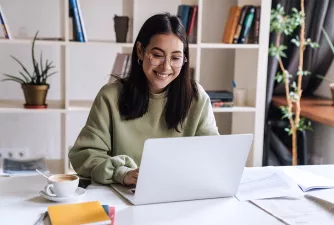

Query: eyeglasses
left=145, top=52, right=187, bottom=68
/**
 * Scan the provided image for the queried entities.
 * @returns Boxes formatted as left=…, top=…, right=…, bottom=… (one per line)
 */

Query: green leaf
left=278, top=45, right=287, bottom=58
left=1, top=78, right=23, bottom=83
left=275, top=72, right=284, bottom=83
left=289, top=91, right=299, bottom=102
left=19, top=72, right=30, bottom=83
left=10, top=55, right=32, bottom=79
left=43, top=71, right=57, bottom=83
left=284, top=127, right=293, bottom=135
left=40, top=51, right=44, bottom=79
left=291, top=81, right=297, bottom=90
left=280, top=106, right=293, bottom=120
left=1, top=73, right=26, bottom=84
left=291, top=8, right=298, bottom=14
left=291, top=38, right=300, bottom=47
left=32, top=31, right=40, bottom=80
left=297, top=117, right=313, bottom=131
left=297, top=70, right=311, bottom=76
left=316, top=74, right=333, bottom=83
left=269, top=44, right=278, bottom=57
left=304, top=38, right=320, bottom=49
left=269, top=44, right=288, bottom=60
left=303, top=71, right=311, bottom=76
left=322, top=27, right=334, bottom=55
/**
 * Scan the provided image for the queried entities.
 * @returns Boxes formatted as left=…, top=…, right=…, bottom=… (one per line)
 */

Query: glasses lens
left=149, top=54, right=186, bottom=68
left=170, top=58, right=184, bottom=68
left=150, top=56, right=163, bottom=66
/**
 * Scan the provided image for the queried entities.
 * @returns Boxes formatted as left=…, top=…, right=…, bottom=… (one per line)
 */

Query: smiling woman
left=68, top=13, right=220, bottom=187
left=137, top=34, right=186, bottom=94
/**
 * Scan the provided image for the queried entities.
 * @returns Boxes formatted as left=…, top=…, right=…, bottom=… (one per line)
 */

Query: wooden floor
left=271, top=96, right=334, bottom=127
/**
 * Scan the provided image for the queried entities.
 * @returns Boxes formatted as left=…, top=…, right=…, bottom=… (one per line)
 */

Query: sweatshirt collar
left=149, top=90, right=167, bottom=99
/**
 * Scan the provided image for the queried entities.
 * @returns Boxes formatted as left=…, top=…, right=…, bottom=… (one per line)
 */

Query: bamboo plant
left=269, top=0, right=319, bottom=165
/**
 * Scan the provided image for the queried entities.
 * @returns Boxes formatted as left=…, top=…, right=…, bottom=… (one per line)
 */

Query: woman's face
left=137, top=33, right=185, bottom=94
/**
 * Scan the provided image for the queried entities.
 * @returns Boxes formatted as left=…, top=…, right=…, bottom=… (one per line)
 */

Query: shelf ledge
left=213, top=106, right=256, bottom=112
left=200, top=43, right=259, bottom=49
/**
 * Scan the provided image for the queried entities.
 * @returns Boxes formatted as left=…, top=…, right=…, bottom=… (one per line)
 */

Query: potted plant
left=316, top=28, right=334, bottom=105
left=0, top=31, right=57, bottom=109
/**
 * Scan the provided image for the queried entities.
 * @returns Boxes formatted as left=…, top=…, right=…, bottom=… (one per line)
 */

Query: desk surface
left=1, top=165, right=333, bottom=225
left=272, top=96, right=334, bottom=127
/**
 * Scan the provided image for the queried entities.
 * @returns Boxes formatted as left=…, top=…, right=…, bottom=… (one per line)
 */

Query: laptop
left=110, top=134, right=253, bottom=205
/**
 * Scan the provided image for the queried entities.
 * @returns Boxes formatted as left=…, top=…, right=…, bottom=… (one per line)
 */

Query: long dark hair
left=118, top=13, right=198, bottom=132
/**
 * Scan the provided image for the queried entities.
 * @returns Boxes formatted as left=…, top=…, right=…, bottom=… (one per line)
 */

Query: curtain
left=264, top=0, right=334, bottom=165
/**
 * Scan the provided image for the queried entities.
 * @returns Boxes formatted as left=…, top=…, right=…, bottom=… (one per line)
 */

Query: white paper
left=235, top=167, right=303, bottom=201
left=283, top=167, right=334, bottom=192
left=252, top=196, right=334, bottom=225
left=306, top=189, right=334, bottom=204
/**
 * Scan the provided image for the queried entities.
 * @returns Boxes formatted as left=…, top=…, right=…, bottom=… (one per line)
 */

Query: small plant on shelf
left=0, top=31, right=57, bottom=109
left=316, top=28, right=334, bottom=103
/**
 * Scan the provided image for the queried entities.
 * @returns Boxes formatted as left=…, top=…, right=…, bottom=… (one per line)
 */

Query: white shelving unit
left=0, top=0, right=271, bottom=174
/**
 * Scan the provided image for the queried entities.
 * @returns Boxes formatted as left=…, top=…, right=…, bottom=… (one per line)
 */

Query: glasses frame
left=144, top=52, right=187, bottom=68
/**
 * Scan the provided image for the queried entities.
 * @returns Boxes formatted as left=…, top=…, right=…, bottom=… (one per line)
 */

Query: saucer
left=39, top=187, right=86, bottom=202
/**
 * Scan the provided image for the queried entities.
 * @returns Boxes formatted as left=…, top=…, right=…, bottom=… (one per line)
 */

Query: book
left=212, top=101, right=234, bottom=108
left=187, top=5, right=198, bottom=43
left=2, top=157, right=49, bottom=175
left=48, top=201, right=111, bottom=225
left=69, top=0, right=85, bottom=42
left=76, top=0, right=87, bottom=42
left=232, top=5, right=249, bottom=44
left=244, top=6, right=260, bottom=44
left=206, top=90, right=233, bottom=101
left=177, top=5, right=190, bottom=29
left=222, top=6, right=241, bottom=44
left=110, top=53, right=129, bottom=79
left=238, top=6, right=256, bottom=44
left=102, top=205, right=115, bottom=225
left=0, top=4, right=12, bottom=39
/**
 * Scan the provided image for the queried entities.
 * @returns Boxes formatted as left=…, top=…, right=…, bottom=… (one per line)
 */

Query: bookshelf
left=0, top=0, right=271, bottom=174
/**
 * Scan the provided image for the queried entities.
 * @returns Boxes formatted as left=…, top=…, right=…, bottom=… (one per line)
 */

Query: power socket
left=0, top=148, right=29, bottom=159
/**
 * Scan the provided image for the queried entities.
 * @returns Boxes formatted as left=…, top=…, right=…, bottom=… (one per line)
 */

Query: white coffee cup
left=44, top=174, right=79, bottom=197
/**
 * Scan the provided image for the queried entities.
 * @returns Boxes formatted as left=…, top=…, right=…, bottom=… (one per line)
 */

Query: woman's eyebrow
left=150, top=47, right=183, bottom=54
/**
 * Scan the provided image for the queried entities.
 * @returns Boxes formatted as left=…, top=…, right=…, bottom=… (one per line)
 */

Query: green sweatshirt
left=68, top=81, right=219, bottom=185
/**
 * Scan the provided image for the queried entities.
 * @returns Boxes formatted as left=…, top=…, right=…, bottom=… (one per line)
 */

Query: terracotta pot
left=330, top=83, right=334, bottom=106
left=21, top=84, right=49, bottom=108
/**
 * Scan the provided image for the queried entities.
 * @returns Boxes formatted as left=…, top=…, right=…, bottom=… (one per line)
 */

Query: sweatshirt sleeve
left=68, top=85, right=137, bottom=185
left=195, top=94, right=220, bottom=136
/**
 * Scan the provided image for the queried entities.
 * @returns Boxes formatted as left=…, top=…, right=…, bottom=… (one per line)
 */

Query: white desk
left=1, top=165, right=333, bottom=225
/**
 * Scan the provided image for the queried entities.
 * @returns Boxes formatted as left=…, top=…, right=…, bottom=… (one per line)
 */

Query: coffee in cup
left=44, top=174, right=79, bottom=197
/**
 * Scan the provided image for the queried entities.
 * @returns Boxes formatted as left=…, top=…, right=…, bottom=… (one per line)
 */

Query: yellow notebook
left=48, top=201, right=111, bottom=225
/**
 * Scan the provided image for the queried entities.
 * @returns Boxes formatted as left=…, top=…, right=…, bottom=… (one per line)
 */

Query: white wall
left=308, top=60, right=334, bottom=164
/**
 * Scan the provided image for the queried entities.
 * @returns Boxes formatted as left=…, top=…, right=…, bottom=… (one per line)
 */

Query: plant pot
left=21, top=84, right=49, bottom=109
left=114, top=15, right=129, bottom=43
left=330, top=83, right=334, bottom=106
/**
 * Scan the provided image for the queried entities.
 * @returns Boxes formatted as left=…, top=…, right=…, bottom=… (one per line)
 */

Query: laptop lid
left=132, top=134, right=253, bottom=205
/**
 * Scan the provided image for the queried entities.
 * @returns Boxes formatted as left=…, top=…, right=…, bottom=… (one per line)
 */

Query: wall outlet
left=0, top=148, right=30, bottom=159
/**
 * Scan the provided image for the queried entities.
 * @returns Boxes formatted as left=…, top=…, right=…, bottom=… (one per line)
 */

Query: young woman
left=69, top=13, right=219, bottom=186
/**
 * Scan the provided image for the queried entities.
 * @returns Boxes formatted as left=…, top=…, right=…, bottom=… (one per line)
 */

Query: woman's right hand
left=123, top=168, right=139, bottom=186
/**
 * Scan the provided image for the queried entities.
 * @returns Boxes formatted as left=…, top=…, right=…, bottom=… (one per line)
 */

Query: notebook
left=102, top=205, right=115, bottom=225
left=283, top=167, right=334, bottom=192
left=48, top=201, right=111, bottom=225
